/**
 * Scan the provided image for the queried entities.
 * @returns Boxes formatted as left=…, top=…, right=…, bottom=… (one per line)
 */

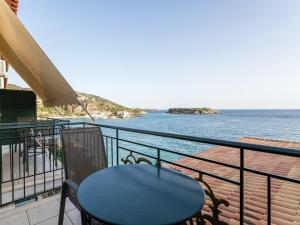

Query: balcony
left=0, top=120, right=300, bottom=225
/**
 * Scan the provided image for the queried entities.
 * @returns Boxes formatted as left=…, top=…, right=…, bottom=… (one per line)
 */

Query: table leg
left=81, top=212, right=89, bottom=225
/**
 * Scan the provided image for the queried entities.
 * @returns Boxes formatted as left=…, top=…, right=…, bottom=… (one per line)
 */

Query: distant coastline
left=8, top=84, right=145, bottom=119
left=142, top=109, right=160, bottom=112
left=42, top=112, right=147, bottom=120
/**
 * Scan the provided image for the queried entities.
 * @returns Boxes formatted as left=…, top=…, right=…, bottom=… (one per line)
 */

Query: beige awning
left=0, top=0, right=79, bottom=107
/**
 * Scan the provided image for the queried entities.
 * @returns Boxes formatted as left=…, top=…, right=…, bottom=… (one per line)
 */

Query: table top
left=77, top=164, right=205, bottom=225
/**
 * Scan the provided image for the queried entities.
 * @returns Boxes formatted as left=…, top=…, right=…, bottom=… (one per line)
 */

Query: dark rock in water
left=167, top=108, right=220, bottom=115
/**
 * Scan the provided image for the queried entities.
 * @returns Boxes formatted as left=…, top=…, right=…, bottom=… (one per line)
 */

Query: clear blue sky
left=8, top=0, right=300, bottom=109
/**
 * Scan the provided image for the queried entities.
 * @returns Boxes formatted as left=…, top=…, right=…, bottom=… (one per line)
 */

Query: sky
left=7, top=0, right=300, bottom=109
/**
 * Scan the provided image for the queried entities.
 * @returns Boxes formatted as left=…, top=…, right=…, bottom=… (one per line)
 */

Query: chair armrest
left=65, top=179, right=79, bottom=191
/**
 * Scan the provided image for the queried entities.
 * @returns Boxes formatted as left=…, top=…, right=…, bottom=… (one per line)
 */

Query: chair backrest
left=61, top=127, right=107, bottom=184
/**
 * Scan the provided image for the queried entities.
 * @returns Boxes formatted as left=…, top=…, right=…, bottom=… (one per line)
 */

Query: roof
left=169, top=137, right=300, bottom=225
left=0, top=0, right=79, bottom=107
left=1, top=0, right=19, bottom=72
left=5, top=0, right=18, bottom=14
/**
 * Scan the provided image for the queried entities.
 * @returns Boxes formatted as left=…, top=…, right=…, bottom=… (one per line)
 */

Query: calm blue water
left=73, top=110, right=300, bottom=162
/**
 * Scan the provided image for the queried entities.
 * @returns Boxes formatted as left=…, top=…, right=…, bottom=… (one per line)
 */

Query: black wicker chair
left=59, top=127, right=107, bottom=225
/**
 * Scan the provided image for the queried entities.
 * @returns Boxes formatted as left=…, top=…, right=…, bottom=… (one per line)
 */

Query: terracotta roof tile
left=168, top=137, right=300, bottom=224
left=5, top=0, right=19, bottom=14
left=2, top=0, right=19, bottom=71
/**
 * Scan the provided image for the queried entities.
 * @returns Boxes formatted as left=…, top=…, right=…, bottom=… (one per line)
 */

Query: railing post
left=23, top=136, right=26, bottom=199
left=116, top=129, right=119, bottom=165
left=240, top=148, right=244, bottom=225
left=52, top=125, right=56, bottom=188
left=34, top=131, right=37, bottom=196
left=53, top=125, right=57, bottom=168
left=0, top=141, right=2, bottom=205
left=25, top=130, right=29, bottom=172
left=267, top=176, right=271, bottom=225
left=11, top=139, right=14, bottom=202
left=157, top=149, right=161, bottom=167
left=105, top=137, right=108, bottom=166
left=111, top=138, right=113, bottom=167
left=43, top=132, right=46, bottom=192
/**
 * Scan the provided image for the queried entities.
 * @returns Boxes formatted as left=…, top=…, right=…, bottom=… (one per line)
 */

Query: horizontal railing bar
left=103, top=135, right=115, bottom=139
left=88, top=122, right=300, bottom=157
left=0, top=127, right=60, bottom=131
left=0, top=132, right=60, bottom=141
left=1, top=168, right=63, bottom=183
left=244, top=168, right=300, bottom=184
left=119, top=144, right=300, bottom=185
left=2, top=121, right=300, bottom=158
left=0, top=121, right=82, bottom=130
left=118, top=137, right=300, bottom=184
left=0, top=187, right=61, bottom=207
left=119, top=146, right=240, bottom=185
left=119, top=142, right=300, bottom=185
left=0, top=121, right=62, bottom=127
left=117, top=137, right=241, bottom=170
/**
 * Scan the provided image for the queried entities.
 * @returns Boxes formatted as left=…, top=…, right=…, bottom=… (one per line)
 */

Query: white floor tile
left=66, top=208, right=81, bottom=225
left=0, top=211, right=29, bottom=225
left=35, top=214, right=72, bottom=225
left=27, top=200, right=60, bottom=225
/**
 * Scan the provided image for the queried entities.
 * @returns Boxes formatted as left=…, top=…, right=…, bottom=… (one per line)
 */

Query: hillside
left=7, top=84, right=144, bottom=119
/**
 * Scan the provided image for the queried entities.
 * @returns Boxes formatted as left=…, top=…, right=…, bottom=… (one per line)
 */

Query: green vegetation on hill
left=7, top=84, right=30, bottom=91
left=7, top=84, right=144, bottom=118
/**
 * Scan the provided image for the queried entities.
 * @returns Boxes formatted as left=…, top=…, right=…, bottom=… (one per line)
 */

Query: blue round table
left=77, top=164, right=205, bottom=225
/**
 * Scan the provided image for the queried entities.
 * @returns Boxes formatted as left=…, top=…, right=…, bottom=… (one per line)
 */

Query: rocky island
left=167, top=107, right=220, bottom=115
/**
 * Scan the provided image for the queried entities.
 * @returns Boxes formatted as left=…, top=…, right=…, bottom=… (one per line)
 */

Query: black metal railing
left=0, top=121, right=300, bottom=225
left=0, top=119, right=69, bottom=205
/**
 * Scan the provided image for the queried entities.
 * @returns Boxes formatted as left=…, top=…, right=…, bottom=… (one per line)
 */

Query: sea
left=72, top=109, right=300, bottom=161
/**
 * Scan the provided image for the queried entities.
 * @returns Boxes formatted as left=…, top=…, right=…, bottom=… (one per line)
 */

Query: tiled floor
left=0, top=194, right=81, bottom=225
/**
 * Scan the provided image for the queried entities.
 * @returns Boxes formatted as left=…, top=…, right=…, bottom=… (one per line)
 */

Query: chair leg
left=81, top=211, right=89, bottom=225
left=58, top=183, right=67, bottom=225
